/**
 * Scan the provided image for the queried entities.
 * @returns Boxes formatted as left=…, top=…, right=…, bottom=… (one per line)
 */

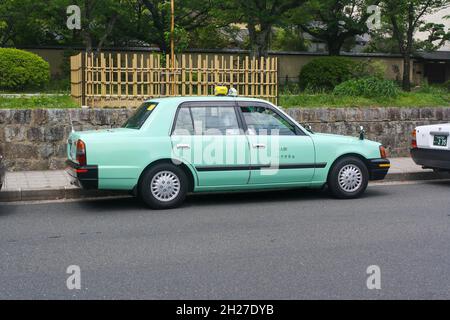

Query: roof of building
left=16, top=45, right=450, bottom=61
left=415, top=51, right=450, bottom=61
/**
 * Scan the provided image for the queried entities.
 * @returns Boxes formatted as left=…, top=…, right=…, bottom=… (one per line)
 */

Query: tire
left=327, top=156, right=369, bottom=199
left=139, top=163, right=188, bottom=209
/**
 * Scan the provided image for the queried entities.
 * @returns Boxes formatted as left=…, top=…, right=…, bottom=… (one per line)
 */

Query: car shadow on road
left=76, top=190, right=329, bottom=213
left=76, top=185, right=389, bottom=213
left=185, top=188, right=328, bottom=207
left=183, top=186, right=389, bottom=208
left=0, top=203, right=18, bottom=218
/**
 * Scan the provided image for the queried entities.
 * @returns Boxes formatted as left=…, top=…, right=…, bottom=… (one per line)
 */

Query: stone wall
left=1, top=107, right=449, bottom=171
left=0, top=109, right=133, bottom=171
left=286, top=107, right=450, bottom=157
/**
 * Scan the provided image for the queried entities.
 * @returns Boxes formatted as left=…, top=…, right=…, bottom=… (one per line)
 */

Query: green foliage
left=333, top=77, right=400, bottom=98
left=299, top=57, right=389, bottom=92
left=417, top=22, right=450, bottom=51
left=164, top=26, right=190, bottom=53
left=271, top=27, right=308, bottom=52
left=140, top=0, right=224, bottom=54
left=363, top=33, right=401, bottom=54
left=279, top=91, right=450, bottom=108
left=415, top=83, right=449, bottom=95
left=0, top=0, right=69, bottom=47
left=189, top=25, right=243, bottom=49
left=227, top=0, right=302, bottom=57
left=380, top=0, right=449, bottom=91
left=353, top=60, right=386, bottom=79
left=0, top=48, right=50, bottom=91
left=293, top=0, right=378, bottom=55
left=298, top=56, right=357, bottom=91
left=442, top=80, right=450, bottom=92
left=280, top=82, right=302, bottom=95
left=0, top=95, right=77, bottom=109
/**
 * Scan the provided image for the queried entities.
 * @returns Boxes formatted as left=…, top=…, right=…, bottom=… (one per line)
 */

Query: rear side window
left=173, top=108, right=194, bottom=135
left=123, top=102, right=158, bottom=129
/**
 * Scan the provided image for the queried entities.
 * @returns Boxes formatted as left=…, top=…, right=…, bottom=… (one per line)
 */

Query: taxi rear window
left=123, top=102, right=158, bottom=129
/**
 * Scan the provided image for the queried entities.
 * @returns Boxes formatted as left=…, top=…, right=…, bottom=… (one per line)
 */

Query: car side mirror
left=359, top=126, right=365, bottom=140
left=303, top=123, right=314, bottom=134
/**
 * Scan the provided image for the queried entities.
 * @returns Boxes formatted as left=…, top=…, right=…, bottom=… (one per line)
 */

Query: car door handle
left=176, top=144, right=191, bottom=149
left=253, top=144, right=266, bottom=149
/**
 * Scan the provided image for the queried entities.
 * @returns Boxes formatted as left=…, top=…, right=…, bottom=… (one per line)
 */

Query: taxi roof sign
left=214, top=86, right=228, bottom=96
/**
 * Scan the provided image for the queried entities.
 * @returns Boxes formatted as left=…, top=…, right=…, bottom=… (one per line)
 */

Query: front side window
left=190, top=106, right=241, bottom=135
left=241, top=106, right=296, bottom=136
left=123, top=102, right=158, bottom=129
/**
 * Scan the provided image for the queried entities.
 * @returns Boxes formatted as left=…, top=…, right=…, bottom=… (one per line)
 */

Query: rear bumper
left=66, top=160, right=99, bottom=189
left=411, top=148, right=450, bottom=170
left=368, top=158, right=390, bottom=181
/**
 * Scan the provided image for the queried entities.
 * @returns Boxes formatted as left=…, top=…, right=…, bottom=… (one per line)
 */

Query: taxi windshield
left=123, top=102, right=158, bottom=129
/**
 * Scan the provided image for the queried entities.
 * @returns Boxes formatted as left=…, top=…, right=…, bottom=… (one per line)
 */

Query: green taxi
left=67, top=93, right=390, bottom=209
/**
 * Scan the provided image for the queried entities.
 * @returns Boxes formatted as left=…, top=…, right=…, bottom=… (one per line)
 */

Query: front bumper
left=368, top=158, right=390, bottom=181
left=411, top=148, right=450, bottom=171
left=66, top=160, right=99, bottom=189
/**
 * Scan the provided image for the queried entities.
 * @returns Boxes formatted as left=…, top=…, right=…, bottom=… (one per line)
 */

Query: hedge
left=0, top=48, right=50, bottom=91
left=299, top=56, right=356, bottom=91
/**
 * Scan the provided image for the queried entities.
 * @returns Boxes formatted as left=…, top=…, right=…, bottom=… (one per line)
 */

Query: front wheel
left=327, top=157, right=369, bottom=199
left=139, top=163, right=188, bottom=209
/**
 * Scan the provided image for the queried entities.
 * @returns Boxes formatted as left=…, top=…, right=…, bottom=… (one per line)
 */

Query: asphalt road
left=0, top=181, right=449, bottom=300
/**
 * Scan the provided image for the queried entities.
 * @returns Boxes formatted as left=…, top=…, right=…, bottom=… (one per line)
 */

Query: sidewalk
left=0, top=158, right=449, bottom=202
left=0, top=170, right=126, bottom=202
left=384, top=157, right=449, bottom=182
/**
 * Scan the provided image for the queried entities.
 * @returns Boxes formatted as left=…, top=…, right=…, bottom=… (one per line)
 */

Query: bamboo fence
left=71, top=52, right=278, bottom=107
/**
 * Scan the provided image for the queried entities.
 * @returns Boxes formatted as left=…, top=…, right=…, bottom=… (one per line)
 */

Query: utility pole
left=170, top=0, right=175, bottom=95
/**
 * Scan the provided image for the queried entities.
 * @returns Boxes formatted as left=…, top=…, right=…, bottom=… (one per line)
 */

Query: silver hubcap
left=150, top=171, right=181, bottom=202
left=338, top=164, right=363, bottom=193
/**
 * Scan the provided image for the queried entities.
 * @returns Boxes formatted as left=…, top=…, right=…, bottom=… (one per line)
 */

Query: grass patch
left=0, top=94, right=78, bottom=109
left=279, top=91, right=450, bottom=108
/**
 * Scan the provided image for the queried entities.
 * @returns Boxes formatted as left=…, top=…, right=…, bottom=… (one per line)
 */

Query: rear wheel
left=328, top=157, right=369, bottom=199
left=139, top=163, right=188, bottom=209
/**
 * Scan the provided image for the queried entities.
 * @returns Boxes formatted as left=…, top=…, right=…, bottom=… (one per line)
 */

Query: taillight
left=411, top=130, right=417, bottom=149
left=379, top=146, right=388, bottom=159
left=76, top=139, right=87, bottom=166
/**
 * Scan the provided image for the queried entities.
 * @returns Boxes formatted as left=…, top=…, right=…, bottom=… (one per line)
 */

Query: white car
left=411, top=123, right=450, bottom=172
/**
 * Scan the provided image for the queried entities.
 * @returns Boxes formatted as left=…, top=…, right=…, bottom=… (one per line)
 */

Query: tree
left=224, top=0, right=302, bottom=58
left=271, top=26, right=309, bottom=52
left=76, top=0, right=128, bottom=53
left=188, top=25, right=243, bottom=49
left=381, top=0, right=450, bottom=91
left=295, top=0, right=381, bottom=56
left=416, top=20, right=450, bottom=51
left=0, top=0, right=24, bottom=46
left=139, top=0, right=218, bottom=54
left=0, top=0, right=134, bottom=53
left=0, top=0, right=65, bottom=47
left=363, top=29, right=402, bottom=54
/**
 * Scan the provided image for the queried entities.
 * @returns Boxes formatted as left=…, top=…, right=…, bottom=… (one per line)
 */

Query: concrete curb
left=0, top=187, right=128, bottom=202
left=1, top=171, right=449, bottom=203
left=383, top=171, right=450, bottom=182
